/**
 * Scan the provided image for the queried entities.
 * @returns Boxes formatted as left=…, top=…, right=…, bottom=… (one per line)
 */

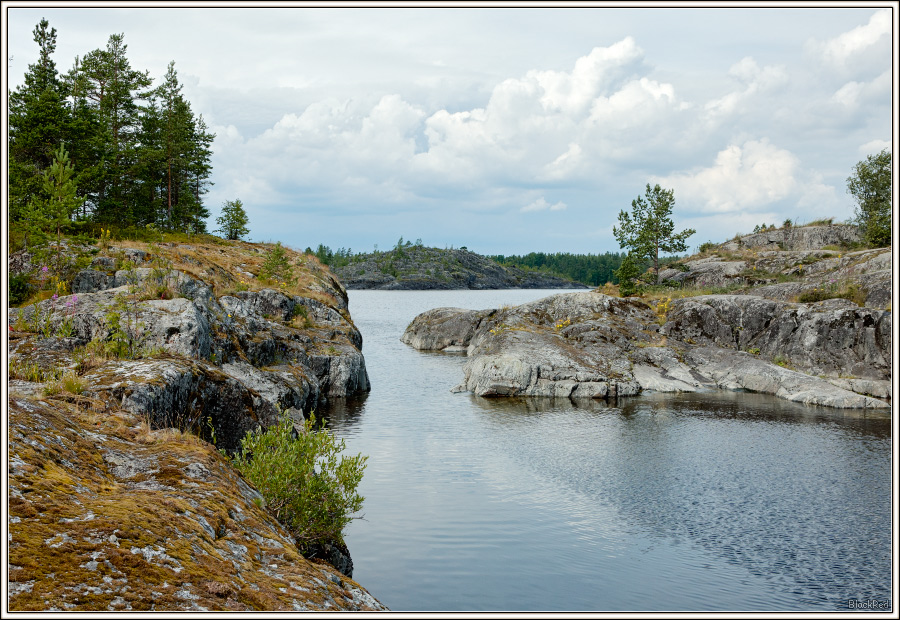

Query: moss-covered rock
left=7, top=395, right=386, bottom=612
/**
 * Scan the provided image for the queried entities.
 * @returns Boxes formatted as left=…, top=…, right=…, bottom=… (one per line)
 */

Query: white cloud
left=858, top=139, right=892, bottom=155
left=657, top=140, right=801, bottom=213
left=818, top=9, right=891, bottom=70
left=830, top=69, right=891, bottom=110
left=531, top=37, right=644, bottom=115
left=704, top=57, right=787, bottom=121
left=521, top=198, right=567, bottom=213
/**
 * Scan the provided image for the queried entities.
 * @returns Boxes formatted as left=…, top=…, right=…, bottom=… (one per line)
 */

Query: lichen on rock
left=7, top=238, right=381, bottom=609
left=403, top=290, right=890, bottom=409
left=6, top=396, right=386, bottom=612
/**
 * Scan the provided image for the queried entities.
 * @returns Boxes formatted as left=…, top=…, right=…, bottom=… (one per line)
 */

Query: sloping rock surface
left=7, top=240, right=376, bottom=596
left=718, top=223, right=861, bottom=251
left=658, top=226, right=889, bottom=309
left=7, top=396, right=386, bottom=612
left=9, top=246, right=369, bottom=451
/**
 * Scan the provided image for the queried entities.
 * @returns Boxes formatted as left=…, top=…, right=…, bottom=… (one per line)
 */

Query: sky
left=4, top=2, right=896, bottom=256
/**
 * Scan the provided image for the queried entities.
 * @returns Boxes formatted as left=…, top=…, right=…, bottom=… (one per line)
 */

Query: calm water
left=321, top=289, right=893, bottom=612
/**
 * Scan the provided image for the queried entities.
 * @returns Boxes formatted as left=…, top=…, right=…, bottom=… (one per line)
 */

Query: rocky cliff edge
left=6, top=238, right=384, bottom=611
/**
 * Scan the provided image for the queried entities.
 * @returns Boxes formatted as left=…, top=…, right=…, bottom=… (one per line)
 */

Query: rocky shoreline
left=402, top=228, right=892, bottom=410
left=332, top=245, right=586, bottom=290
left=7, top=239, right=385, bottom=611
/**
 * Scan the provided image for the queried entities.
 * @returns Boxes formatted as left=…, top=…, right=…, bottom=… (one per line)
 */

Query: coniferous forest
left=9, top=20, right=214, bottom=240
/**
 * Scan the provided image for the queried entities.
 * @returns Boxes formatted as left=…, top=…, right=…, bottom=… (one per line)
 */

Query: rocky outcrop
left=332, top=246, right=586, bottom=290
left=658, top=246, right=890, bottom=310
left=7, top=395, right=386, bottom=612
left=7, top=239, right=375, bottom=593
left=661, top=295, right=891, bottom=381
left=9, top=247, right=369, bottom=447
left=718, top=223, right=861, bottom=251
left=402, top=291, right=890, bottom=409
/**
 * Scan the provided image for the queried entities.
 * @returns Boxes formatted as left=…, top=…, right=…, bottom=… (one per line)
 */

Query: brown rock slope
left=7, top=237, right=384, bottom=611
left=7, top=395, right=385, bottom=612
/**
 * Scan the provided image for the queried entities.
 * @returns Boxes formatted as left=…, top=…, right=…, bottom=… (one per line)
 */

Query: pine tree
left=138, top=62, right=214, bottom=232
left=9, top=19, right=72, bottom=222
left=28, top=145, right=86, bottom=273
left=73, top=33, right=153, bottom=224
left=613, top=184, right=695, bottom=285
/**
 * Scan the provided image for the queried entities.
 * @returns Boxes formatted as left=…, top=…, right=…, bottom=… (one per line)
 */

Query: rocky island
left=402, top=224, right=891, bottom=410
left=331, top=244, right=586, bottom=290
left=7, top=237, right=385, bottom=611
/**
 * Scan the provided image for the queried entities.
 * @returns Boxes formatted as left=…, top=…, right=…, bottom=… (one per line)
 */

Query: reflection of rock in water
left=320, top=392, right=370, bottom=432
left=470, top=395, right=615, bottom=416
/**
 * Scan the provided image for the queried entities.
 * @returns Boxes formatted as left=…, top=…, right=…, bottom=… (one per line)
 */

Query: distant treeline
left=488, top=252, right=627, bottom=287
left=306, top=244, right=357, bottom=268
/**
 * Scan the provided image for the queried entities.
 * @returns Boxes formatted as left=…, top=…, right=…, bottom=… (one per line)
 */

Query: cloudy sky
left=5, top=3, right=895, bottom=256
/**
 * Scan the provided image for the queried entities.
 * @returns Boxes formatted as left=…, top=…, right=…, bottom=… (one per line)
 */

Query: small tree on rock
left=215, top=198, right=250, bottom=240
left=613, top=184, right=695, bottom=286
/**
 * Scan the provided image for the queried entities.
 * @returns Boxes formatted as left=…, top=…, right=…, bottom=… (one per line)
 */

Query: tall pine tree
left=8, top=19, right=72, bottom=222
left=138, top=61, right=214, bottom=232
left=71, top=33, right=152, bottom=225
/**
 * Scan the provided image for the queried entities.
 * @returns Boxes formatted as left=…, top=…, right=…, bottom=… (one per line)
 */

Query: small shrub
left=9, top=273, right=32, bottom=307
left=654, top=296, right=672, bottom=324
left=259, top=242, right=295, bottom=287
left=292, top=303, right=313, bottom=328
left=73, top=339, right=109, bottom=374
left=48, top=371, right=86, bottom=396
left=231, top=413, right=367, bottom=555
left=773, top=355, right=791, bottom=368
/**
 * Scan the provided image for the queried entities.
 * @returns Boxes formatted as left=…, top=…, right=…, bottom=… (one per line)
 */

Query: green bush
left=9, top=273, right=32, bottom=307
left=231, top=413, right=367, bottom=555
left=259, top=242, right=295, bottom=286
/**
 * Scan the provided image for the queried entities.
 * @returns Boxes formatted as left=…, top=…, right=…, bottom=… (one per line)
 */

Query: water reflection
left=321, top=392, right=369, bottom=431
left=468, top=390, right=891, bottom=439
left=468, top=390, right=892, bottom=610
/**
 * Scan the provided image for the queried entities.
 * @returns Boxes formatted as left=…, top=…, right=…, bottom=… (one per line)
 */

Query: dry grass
left=89, top=238, right=345, bottom=313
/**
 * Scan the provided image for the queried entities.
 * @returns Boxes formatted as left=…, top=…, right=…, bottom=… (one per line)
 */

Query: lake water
left=321, top=289, right=893, bottom=612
